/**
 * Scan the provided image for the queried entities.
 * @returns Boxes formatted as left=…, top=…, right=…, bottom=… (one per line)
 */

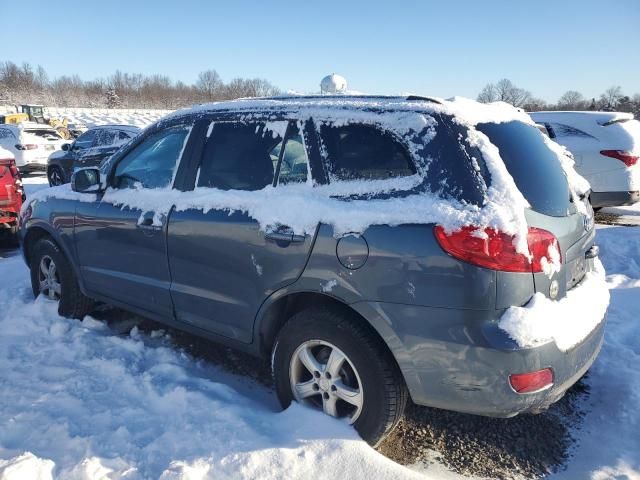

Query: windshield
left=477, top=121, right=571, bottom=217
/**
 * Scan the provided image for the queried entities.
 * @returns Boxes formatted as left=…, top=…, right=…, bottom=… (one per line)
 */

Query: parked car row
left=19, top=95, right=608, bottom=445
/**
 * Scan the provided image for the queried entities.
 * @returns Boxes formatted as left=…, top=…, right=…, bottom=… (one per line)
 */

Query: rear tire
left=29, top=238, right=93, bottom=319
left=272, top=307, right=407, bottom=446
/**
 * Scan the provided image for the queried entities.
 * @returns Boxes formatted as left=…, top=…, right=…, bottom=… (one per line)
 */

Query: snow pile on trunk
left=0, top=257, right=421, bottom=480
left=498, top=258, right=610, bottom=351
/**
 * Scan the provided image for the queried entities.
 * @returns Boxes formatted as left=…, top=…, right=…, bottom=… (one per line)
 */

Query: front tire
left=29, top=238, right=93, bottom=318
left=48, top=166, right=65, bottom=186
left=272, top=307, right=408, bottom=446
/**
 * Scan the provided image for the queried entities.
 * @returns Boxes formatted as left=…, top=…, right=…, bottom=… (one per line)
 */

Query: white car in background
left=0, top=122, right=66, bottom=173
left=530, top=111, right=640, bottom=208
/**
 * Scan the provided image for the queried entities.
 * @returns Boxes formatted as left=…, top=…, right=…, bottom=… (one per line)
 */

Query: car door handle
left=136, top=215, right=163, bottom=231
left=264, top=230, right=306, bottom=243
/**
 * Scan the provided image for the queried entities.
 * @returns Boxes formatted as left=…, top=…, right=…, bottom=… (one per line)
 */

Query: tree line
left=0, top=61, right=281, bottom=110
left=477, top=78, right=640, bottom=116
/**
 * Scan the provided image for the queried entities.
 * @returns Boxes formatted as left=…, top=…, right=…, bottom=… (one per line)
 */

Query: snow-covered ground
left=0, top=179, right=638, bottom=479
left=0, top=106, right=172, bottom=129
left=601, top=202, right=640, bottom=226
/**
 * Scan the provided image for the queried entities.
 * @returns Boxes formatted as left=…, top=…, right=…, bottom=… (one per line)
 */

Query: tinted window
left=275, top=123, right=308, bottom=185
left=320, top=124, right=415, bottom=181
left=74, top=130, right=97, bottom=149
left=113, top=124, right=191, bottom=189
left=413, top=114, right=490, bottom=206
left=197, top=121, right=286, bottom=190
left=118, top=130, right=133, bottom=141
left=477, top=121, right=570, bottom=217
left=95, top=129, right=117, bottom=146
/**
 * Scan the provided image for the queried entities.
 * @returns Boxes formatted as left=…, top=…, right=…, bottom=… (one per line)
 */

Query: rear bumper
left=355, top=301, right=605, bottom=418
left=19, top=164, right=47, bottom=173
left=591, top=190, right=640, bottom=208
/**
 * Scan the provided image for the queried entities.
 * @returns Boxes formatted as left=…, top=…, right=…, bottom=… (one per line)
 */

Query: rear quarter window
left=318, top=114, right=491, bottom=207
left=319, top=123, right=415, bottom=181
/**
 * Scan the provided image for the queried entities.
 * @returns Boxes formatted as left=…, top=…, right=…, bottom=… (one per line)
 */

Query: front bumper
left=355, top=301, right=605, bottom=418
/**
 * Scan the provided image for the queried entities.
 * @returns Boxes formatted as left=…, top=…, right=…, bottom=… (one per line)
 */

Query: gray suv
left=20, top=96, right=605, bottom=445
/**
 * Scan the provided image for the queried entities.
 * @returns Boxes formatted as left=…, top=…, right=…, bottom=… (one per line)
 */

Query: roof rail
left=405, top=95, right=441, bottom=104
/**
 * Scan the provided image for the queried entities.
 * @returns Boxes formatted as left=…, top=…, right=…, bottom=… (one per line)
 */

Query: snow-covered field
left=0, top=107, right=172, bottom=129
left=0, top=178, right=638, bottom=479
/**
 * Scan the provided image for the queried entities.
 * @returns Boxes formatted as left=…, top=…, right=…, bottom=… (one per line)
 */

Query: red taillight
left=600, top=150, right=639, bottom=167
left=15, top=144, right=38, bottom=151
left=433, top=225, right=561, bottom=273
left=509, top=368, right=554, bottom=394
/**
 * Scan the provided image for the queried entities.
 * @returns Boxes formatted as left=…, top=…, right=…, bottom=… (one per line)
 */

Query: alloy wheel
left=49, top=169, right=63, bottom=186
left=38, top=255, right=61, bottom=301
left=289, top=339, right=364, bottom=423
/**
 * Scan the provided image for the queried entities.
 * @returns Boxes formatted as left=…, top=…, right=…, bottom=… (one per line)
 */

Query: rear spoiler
left=599, top=113, right=634, bottom=126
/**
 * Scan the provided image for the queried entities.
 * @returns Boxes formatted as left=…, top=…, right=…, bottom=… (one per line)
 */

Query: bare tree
left=477, top=79, right=532, bottom=107
left=599, top=86, right=624, bottom=110
left=557, top=90, right=586, bottom=110
left=196, top=69, right=223, bottom=102
left=0, top=60, right=281, bottom=109
left=477, top=84, right=497, bottom=103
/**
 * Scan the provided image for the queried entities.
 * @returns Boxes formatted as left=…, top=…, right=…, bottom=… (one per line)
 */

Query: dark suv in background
left=46, top=124, right=140, bottom=186
left=20, top=96, right=605, bottom=445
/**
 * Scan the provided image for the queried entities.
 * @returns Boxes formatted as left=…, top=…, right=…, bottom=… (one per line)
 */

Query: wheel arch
left=23, top=223, right=86, bottom=293
left=254, top=290, right=417, bottom=394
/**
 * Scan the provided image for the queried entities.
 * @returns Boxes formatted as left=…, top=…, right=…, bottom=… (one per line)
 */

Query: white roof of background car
left=530, top=111, right=634, bottom=125
left=8, top=122, right=59, bottom=131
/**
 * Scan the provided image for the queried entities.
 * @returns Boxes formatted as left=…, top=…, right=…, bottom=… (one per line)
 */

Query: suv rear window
left=477, top=121, right=571, bottom=217
left=319, top=124, right=415, bottom=181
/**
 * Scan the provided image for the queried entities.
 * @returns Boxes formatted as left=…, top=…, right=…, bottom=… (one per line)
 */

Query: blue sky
left=3, top=0, right=639, bottom=102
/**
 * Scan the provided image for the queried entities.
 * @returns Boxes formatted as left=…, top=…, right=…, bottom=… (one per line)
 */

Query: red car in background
left=0, top=147, right=24, bottom=243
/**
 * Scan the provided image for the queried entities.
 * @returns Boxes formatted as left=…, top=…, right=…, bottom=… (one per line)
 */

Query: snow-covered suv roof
left=32, top=96, right=591, bottom=259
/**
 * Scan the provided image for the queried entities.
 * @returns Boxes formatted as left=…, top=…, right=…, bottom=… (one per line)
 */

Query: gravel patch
left=378, top=379, right=590, bottom=479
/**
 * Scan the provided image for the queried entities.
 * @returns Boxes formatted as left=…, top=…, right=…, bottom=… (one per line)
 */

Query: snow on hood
left=27, top=97, right=590, bottom=255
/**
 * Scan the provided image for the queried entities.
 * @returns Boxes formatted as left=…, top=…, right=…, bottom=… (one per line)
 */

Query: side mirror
left=71, top=168, right=104, bottom=193
left=61, top=143, right=71, bottom=151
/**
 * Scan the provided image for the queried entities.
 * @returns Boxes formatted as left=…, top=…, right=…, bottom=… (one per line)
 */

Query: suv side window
left=319, top=123, right=415, bottom=181
left=95, top=129, right=117, bottom=146
left=113, top=124, right=191, bottom=189
left=274, top=123, right=309, bottom=185
left=74, top=130, right=97, bottom=150
left=118, top=130, right=133, bottom=141
left=197, top=121, right=287, bottom=190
